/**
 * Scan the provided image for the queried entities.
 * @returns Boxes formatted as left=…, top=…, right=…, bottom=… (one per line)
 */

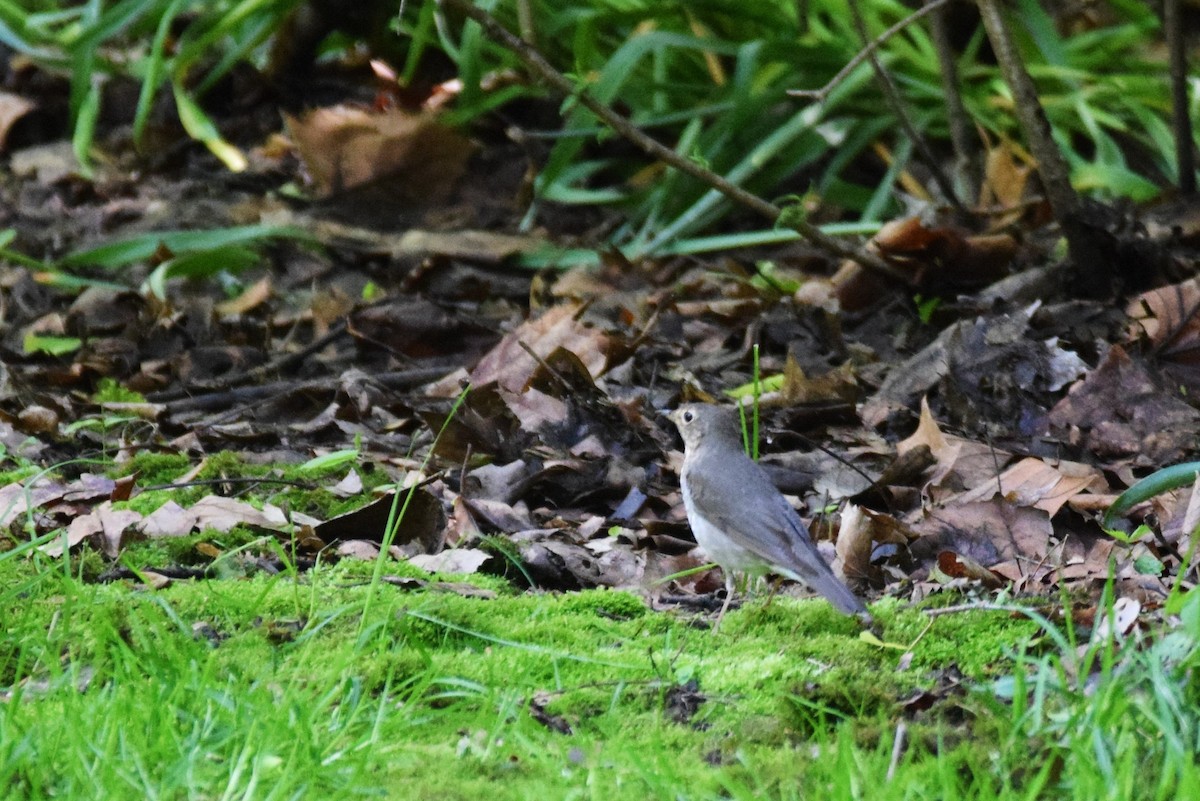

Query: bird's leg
left=712, top=572, right=737, bottom=633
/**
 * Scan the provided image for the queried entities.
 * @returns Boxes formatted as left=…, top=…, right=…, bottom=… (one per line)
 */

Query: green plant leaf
left=60, top=224, right=307, bottom=270
left=23, top=333, right=82, bottom=356
left=1104, top=463, right=1200, bottom=528
left=299, top=449, right=361, bottom=476
left=173, top=81, right=247, bottom=172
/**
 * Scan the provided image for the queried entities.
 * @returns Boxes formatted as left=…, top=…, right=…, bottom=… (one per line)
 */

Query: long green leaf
left=60, top=224, right=308, bottom=270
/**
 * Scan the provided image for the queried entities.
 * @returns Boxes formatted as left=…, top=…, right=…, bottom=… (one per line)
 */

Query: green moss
left=0, top=465, right=42, bottom=485
left=112, top=451, right=191, bottom=484
left=92, top=378, right=144, bottom=404
left=118, top=526, right=265, bottom=566
left=558, top=588, right=646, bottom=619
left=3, top=528, right=1192, bottom=799
left=907, top=606, right=1040, bottom=677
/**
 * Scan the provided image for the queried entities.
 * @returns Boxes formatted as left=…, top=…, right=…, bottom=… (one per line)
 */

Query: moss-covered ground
left=1, top=457, right=1197, bottom=799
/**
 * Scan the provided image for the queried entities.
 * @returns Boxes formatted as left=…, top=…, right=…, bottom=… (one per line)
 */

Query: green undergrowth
left=2, top=546, right=1198, bottom=799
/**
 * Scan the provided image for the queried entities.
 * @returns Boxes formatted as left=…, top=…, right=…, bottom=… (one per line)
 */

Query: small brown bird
left=668, top=404, right=870, bottom=629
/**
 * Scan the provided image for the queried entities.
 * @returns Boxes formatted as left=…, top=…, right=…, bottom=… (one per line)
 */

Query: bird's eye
left=682, top=410, right=694, bottom=423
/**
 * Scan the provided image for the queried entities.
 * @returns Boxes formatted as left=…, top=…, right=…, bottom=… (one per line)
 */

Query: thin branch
left=929, top=0, right=980, bottom=200
left=1165, top=0, right=1196, bottom=194
left=975, top=0, right=1078, bottom=222
left=439, top=0, right=907, bottom=282
left=148, top=321, right=351, bottom=403
left=156, top=367, right=454, bottom=414
left=975, top=0, right=1109, bottom=278
left=788, top=0, right=951, bottom=103
left=847, top=0, right=965, bottom=212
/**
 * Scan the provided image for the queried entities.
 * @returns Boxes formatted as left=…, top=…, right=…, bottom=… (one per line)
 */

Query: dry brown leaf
left=1046, top=345, right=1200, bottom=465
left=1126, top=277, right=1200, bottom=367
left=979, top=137, right=1033, bottom=217
left=40, top=513, right=101, bottom=557
left=468, top=304, right=611, bottom=394
left=897, top=398, right=1012, bottom=499
left=869, top=217, right=1016, bottom=288
left=464, top=497, right=532, bottom=533
left=781, top=354, right=857, bottom=404
left=950, top=457, right=1105, bottom=517
left=445, top=496, right=484, bottom=547
left=315, top=490, right=445, bottom=556
left=0, top=478, right=70, bottom=527
left=835, top=504, right=874, bottom=583
left=336, top=540, right=381, bottom=560
left=520, top=537, right=645, bottom=590
left=284, top=106, right=473, bottom=198
left=937, top=551, right=1005, bottom=587
left=911, top=499, right=1053, bottom=586
left=1060, top=536, right=1116, bottom=580
left=95, top=502, right=145, bottom=557
left=189, top=496, right=322, bottom=533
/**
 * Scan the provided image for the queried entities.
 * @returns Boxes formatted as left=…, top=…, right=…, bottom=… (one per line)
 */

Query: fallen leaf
left=409, top=548, right=491, bottom=575
left=285, top=106, right=473, bottom=198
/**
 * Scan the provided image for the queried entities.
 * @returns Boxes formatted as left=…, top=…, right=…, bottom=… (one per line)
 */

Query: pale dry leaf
left=950, top=457, right=1104, bottom=517
left=95, top=502, right=145, bottom=557
left=409, top=548, right=491, bottom=575
left=215, top=277, right=273, bottom=317
left=330, top=469, right=364, bottom=498
left=336, top=540, right=380, bottom=560
left=1179, top=473, right=1200, bottom=542
left=1092, top=597, right=1141, bottom=642
left=0, top=91, right=35, bottom=151
left=140, top=500, right=198, bottom=538
left=40, top=513, right=101, bottom=557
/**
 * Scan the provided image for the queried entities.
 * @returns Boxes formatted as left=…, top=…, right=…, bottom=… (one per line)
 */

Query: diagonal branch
left=975, top=0, right=1111, bottom=278
left=438, top=0, right=906, bottom=281
left=846, top=0, right=964, bottom=212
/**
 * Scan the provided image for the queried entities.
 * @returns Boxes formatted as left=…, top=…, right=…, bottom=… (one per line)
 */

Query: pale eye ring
left=682, top=410, right=694, bottom=423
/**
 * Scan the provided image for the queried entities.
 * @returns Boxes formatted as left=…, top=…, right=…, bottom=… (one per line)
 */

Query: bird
left=668, top=403, right=870, bottom=630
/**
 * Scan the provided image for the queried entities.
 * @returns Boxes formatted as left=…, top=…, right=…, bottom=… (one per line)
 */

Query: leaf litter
left=0, top=40, right=1199, bottom=665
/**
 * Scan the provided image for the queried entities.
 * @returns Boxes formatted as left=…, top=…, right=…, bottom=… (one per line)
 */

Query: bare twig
left=928, top=0, right=980, bottom=199
left=975, top=0, right=1078, bottom=222
left=1165, top=0, right=1196, bottom=194
left=975, top=0, right=1109, bottom=277
left=156, top=367, right=454, bottom=414
left=438, top=0, right=907, bottom=281
left=148, top=321, right=351, bottom=403
left=788, top=0, right=950, bottom=103
left=847, top=0, right=964, bottom=212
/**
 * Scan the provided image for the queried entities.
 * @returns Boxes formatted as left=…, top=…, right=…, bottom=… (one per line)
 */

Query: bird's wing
left=685, top=454, right=866, bottom=616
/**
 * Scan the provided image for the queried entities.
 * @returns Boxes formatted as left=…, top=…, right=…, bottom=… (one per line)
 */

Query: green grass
left=2, top=543, right=1198, bottom=799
